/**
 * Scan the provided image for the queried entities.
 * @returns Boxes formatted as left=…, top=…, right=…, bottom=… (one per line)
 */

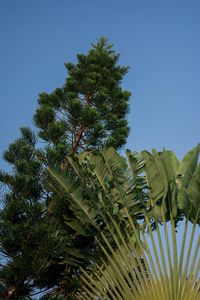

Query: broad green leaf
left=142, top=149, right=168, bottom=204
left=158, top=149, right=180, bottom=185
left=176, top=144, right=200, bottom=188
left=187, top=164, right=200, bottom=222
left=187, top=164, right=200, bottom=209
left=177, top=186, right=189, bottom=211
left=47, top=167, right=98, bottom=228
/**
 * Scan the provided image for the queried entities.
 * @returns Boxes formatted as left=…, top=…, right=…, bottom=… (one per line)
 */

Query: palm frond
left=78, top=209, right=200, bottom=300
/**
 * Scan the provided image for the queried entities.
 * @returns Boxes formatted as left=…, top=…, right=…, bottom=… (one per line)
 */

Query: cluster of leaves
left=48, top=147, right=148, bottom=237
left=49, top=146, right=200, bottom=300
left=49, top=144, right=200, bottom=238
left=141, top=144, right=200, bottom=224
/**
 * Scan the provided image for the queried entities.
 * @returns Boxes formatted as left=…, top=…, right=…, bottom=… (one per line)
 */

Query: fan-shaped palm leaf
left=77, top=209, right=199, bottom=300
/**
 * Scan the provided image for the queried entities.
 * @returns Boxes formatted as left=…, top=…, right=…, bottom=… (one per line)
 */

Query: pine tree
left=0, top=38, right=131, bottom=298
left=0, top=128, right=63, bottom=299
left=34, top=37, right=130, bottom=164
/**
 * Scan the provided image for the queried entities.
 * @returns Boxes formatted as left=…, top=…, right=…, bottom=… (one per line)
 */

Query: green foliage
left=0, top=129, right=90, bottom=299
left=34, top=37, right=131, bottom=165
left=49, top=145, right=200, bottom=233
left=0, top=128, right=61, bottom=298
left=77, top=210, right=200, bottom=300
left=1, top=133, right=79, bottom=297
left=48, top=146, right=200, bottom=300
left=0, top=38, right=131, bottom=298
left=1, top=140, right=200, bottom=298
left=141, top=144, right=200, bottom=223
left=47, top=148, right=149, bottom=298
left=48, top=147, right=148, bottom=234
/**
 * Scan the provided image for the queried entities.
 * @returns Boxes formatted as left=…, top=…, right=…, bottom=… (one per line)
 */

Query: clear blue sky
left=0, top=0, right=200, bottom=167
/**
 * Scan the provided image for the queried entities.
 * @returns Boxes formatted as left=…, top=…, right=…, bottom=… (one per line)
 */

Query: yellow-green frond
left=78, top=210, right=200, bottom=300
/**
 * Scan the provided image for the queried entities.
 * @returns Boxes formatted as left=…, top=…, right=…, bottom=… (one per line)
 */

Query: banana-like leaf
left=187, top=164, right=200, bottom=223
left=176, top=144, right=200, bottom=189
left=68, top=148, right=147, bottom=224
left=47, top=167, right=98, bottom=229
left=141, top=149, right=168, bottom=204
left=158, top=149, right=180, bottom=187
left=176, top=145, right=200, bottom=222
left=141, top=145, right=200, bottom=223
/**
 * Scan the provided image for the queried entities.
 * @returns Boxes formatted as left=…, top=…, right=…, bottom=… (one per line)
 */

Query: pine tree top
left=34, top=37, right=131, bottom=166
